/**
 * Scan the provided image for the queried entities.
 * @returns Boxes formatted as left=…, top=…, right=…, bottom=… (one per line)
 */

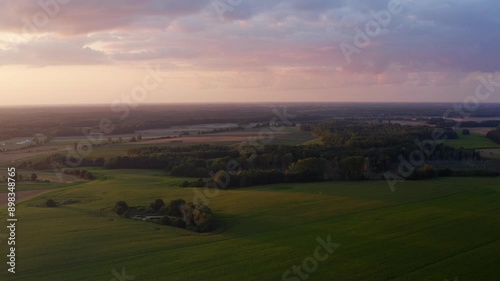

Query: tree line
left=487, top=126, right=500, bottom=144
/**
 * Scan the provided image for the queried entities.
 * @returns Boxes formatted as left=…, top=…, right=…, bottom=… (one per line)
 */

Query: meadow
left=1, top=169, right=499, bottom=281
left=446, top=132, right=500, bottom=150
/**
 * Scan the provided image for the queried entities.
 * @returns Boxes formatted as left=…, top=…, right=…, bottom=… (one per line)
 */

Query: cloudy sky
left=0, top=0, right=499, bottom=105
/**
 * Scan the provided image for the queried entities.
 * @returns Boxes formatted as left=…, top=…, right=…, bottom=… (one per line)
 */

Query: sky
left=0, top=0, right=500, bottom=105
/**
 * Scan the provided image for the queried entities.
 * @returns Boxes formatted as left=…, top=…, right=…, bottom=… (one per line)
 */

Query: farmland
left=1, top=103, right=500, bottom=281
left=0, top=169, right=499, bottom=281
left=446, top=132, right=500, bottom=150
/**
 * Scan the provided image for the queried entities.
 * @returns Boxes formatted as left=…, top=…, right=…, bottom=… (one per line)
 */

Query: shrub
left=46, top=199, right=57, bottom=208
left=171, top=218, right=186, bottom=228
left=181, top=203, right=215, bottom=233
left=186, top=225, right=199, bottom=232
left=168, top=199, right=186, bottom=217
left=159, top=216, right=172, bottom=226
left=193, top=205, right=215, bottom=233
left=158, top=205, right=168, bottom=215
left=150, top=199, right=165, bottom=212
left=114, top=201, right=129, bottom=215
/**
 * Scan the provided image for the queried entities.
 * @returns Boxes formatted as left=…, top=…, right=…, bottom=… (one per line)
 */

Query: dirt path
left=0, top=190, right=52, bottom=207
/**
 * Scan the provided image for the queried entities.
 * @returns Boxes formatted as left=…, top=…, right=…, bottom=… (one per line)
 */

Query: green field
left=446, top=133, right=500, bottom=149
left=1, top=169, right=499, bottom=281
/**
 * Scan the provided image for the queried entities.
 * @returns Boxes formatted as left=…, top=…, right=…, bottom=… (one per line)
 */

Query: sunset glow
left=0, top=0, right=499, bottom=105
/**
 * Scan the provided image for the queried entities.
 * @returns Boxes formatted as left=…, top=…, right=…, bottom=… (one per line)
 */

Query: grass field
left=446, top=133, right=500, bottom=149
left=1, top=169, right=499, bottom=281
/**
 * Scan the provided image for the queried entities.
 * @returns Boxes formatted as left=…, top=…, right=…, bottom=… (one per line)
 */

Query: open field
left=1, top=169, right=499, bottom=281
left=463, top=127, right=497, bottom=135
left=446, top=133, right=500, bottom=149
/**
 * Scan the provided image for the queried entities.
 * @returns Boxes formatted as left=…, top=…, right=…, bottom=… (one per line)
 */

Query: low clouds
left=0, top=0, right=499, bottom=90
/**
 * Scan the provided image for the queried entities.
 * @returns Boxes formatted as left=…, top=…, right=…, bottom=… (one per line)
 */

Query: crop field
left=1, top=169, right=499, bottom=281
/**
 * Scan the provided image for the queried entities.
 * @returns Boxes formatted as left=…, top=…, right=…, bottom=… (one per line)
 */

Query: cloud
left=0, top=0, right=498, bottom=90
left=0, top=36, right=107, bottom=65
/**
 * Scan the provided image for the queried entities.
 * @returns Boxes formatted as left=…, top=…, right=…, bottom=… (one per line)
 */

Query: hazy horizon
left=2, top=101, right=500, bottom=108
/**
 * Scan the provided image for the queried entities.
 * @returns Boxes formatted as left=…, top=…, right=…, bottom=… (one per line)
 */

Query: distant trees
left=462, top=129, right=471, bottom=135
left=287, top=158, right=327, bottom=182
left=63, top=169, right=96, bottom=180
left=239, top=169, right=284, bottom=186
left=486, top=126, right=500, bottom=144
left=181, top=179, right=207, bottom=188
left=30, top=173, right=38, bottom=181
left=408, top=163, right=436, bottom=180
left=304, top=120, right=459, bottom=147
left=28, top=121, right=486, bottom=189
left=338, top=157, right=367, bottom=180
left=27, top=154, right=104, bottom=170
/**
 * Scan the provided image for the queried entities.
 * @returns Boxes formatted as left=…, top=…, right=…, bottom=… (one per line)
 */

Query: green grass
left=303, top=137, right=323, bottom=145
left=446, top=133, right=500, bottom=149
left=1, top=171, right=500, bottom=281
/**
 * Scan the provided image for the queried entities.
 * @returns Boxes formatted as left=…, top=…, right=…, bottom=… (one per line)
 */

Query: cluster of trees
left=63, top=169, right=96, bottom=180
left=128, top=135, right=143, bottom=142
left=21, top=154, right=104, bottom=170
left=301, top=121, right=458, bottom=148
left=428, top=118, right=500, bottom=128
left=106, top=145, right=238, bottom=173
left=2, top=173, right=46, bottom=182
left=196, top=126, right=245, bottom=135
left=114, top=199, right=215, bottom=233
left=181, top=179, right=207, bottom=187
left=487, top=126, right=500, bottom=144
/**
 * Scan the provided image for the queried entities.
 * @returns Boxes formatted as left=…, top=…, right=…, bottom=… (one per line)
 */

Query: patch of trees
left=22, top=154, right=104, bottom=170
left=2, top=173, right=50, bottom=183
left=301, top=121, right=458, bottom=148
left=128, top=135, right=143, bottom=142
left=181, top=179, right=207, bottom=187
left=428, top=118, right=500, bottom=128
left=46, top=199, right=57, bottom=208
left=487, top=126, right=500, bottom=144
left=196, top=125, right=245, bottom=135
left=114, top=199, right=215, bottom=233
left=63, top=169, right=96, bottom=180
